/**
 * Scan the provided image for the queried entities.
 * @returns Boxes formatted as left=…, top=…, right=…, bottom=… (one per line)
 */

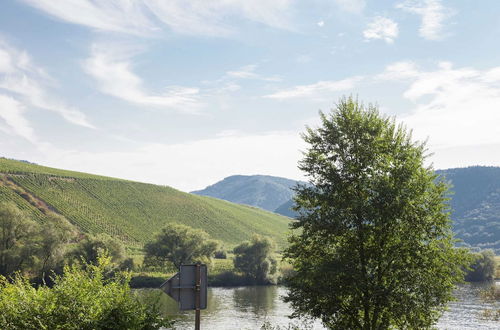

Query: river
left=149, top=282, right=499, bottom=329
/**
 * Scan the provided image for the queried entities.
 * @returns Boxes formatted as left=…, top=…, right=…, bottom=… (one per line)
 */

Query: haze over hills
left=0, top=158, right=291, bottom=248
left=195, top=167, right=500, bottom=253
left=436, top=167, right=500, bottom=252
left=191, top=175, right=304, bottom=214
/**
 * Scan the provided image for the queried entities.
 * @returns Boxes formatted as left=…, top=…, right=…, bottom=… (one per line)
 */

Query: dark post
left=195, top=262, right=201, bottom=330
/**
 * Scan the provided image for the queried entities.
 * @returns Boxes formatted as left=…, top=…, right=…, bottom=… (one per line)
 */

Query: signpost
left=160, top=263, right=207, bottom=329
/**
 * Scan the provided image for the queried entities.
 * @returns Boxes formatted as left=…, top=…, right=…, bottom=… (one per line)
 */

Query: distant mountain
left=191, top=175, right=303, bottom=213
left=437, top=166, right=500, bottom=252
left=195, top=167, right=500, bottom=253
left=274, top=199, right=296, bottom=218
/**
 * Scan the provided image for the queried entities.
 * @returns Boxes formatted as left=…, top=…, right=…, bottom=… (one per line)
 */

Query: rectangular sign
left=179, top=264, right=207, bottom=310
left=160, top=263, right=208, bottom=311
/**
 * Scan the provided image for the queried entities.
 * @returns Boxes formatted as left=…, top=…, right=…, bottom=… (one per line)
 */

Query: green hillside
left=0, top=158, right=291, bottom=248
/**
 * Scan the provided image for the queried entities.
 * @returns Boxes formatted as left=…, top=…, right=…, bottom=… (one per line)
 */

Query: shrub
left=465, top=249, right=497, bottom=282
left=0, top=255, right=173, bottom=329
left=214, top=248, right=227, bottom=259
left=233, top=234, right=278, bottom=284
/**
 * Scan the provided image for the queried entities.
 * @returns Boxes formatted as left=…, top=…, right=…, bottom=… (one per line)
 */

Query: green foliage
left=0, top=202, right=39, bottom=276
left=0, top=255, right=173, bottom=329
left=214, top=247, right=227, bottom=259
left=0, top=202, right=76, bottom=279
left=284, top=97, right=471, bottom=329
left=144, top=223, right=218, bottom=268
left=233, top=235, right=278, bottom=284
left=68, top=233, right=126, bottom=266
left=465, top=249, right=497, bottom=282
left=0, top=158, right=290, bottom=248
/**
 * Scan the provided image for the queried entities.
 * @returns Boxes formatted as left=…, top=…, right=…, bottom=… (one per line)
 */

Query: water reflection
left=139, top=282, right=499, bottom=330
left=233, top=286, right=277, bottom=315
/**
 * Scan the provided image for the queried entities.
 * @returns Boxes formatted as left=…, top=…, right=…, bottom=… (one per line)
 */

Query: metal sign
left=160, top=263, right=207, bottom=329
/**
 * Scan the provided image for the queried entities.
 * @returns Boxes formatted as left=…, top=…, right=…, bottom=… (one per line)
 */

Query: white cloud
left=376, top=61, right=419, bottom=80
left=380, top=61, right=500, bottom=149
left=0, top=40, right=94, bottom=134
left=264, top=77, right=362, bottom=100
left=225, top=64, right=281, bottom=82
left=0, top=94, right=36, bottom=143
left=363, top=17, right=399, bottom=44
left=317, top=20, right=325, bottom=27
left=84, top=44, right=201, bottom=111
left=396, top=0, right=453, bottom=40
left=21, top=0, right=295, bottom=37
left=34, top=131, right=306, bottom=192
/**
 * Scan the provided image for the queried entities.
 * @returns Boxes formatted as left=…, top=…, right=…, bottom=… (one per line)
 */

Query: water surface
left=150, top=282, right=499, bottom=329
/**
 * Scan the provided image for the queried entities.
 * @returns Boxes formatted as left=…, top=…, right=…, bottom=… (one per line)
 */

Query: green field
left=0, top=158, right=291, bottom=248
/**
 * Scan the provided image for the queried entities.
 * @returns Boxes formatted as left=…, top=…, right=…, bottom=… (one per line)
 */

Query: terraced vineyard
left=0, top=158, right=291, bottom=248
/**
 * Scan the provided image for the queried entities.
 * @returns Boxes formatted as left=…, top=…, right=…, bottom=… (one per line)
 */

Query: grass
left=0, top=158, right=291, bottom=248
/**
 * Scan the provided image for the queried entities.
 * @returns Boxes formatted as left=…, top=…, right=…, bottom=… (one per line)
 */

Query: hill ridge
left=0, top=158, right=290, bottom=248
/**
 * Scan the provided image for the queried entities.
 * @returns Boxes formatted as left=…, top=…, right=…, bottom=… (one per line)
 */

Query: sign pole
left=195, top=262, right=201, bottom=330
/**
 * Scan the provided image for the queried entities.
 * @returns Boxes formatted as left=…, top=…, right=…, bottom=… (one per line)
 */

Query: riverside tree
left=144, top=223, right=218, bottom=269
left=284, top=97, right=470, bottom=329
left=233, top=234, right=278, bottom=284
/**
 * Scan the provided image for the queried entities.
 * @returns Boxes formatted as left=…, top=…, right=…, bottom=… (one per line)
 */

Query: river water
left=152, top=282, right=499, bottom=329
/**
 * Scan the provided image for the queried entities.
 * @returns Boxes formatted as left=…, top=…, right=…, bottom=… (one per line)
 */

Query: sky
left=1, top=0, right=500, bottom=192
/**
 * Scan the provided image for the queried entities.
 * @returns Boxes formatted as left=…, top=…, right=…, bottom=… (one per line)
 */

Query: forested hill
left=0, top=158, right=290, bottom=248
left=194, top=167, right=500, bottom=252
left=191, top=175, right=303, bottom=213
left=437, top=166, right=500, bottom=252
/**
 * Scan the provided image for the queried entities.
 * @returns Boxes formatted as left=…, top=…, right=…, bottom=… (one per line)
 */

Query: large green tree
left=284, top=97, right=470, bottom=329
left=0, top=202, right=38, bottom=276
left=144, top=223, right=218, bottom=269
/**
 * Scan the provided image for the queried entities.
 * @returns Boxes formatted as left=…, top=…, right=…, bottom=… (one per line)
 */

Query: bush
left=233, top=235, right=278, bottom=285
left=0, top=255, right=173, bottom=329
left=465, top=250, right=497, bottom=282
left=144, top=223, right=218, bottom=269
left=214, top=248, right=227, bottom=259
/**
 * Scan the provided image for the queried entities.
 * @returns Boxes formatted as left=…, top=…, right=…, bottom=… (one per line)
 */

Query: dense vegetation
left=144, top=223, right=218, bottom=268
left=0, top=256, right=173, bottom=329
left=192, top=174, right=301, bottom=213
left=233, top=235, right=278, bottom=284
left=199, top=166, right=500, bottom=252
left=284, top=98, right=470, bottom=329
left=0, top=158, right=290, bottom=248
left=465, top=249, right=497, bottom=282
left=437, top=166, right=500, bottom=253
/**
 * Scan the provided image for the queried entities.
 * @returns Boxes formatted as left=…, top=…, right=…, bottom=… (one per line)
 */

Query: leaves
left=0, top=255, right=173, bottom=329
left=144, top=223, right=218, bottom=269
left=284, top=97, right=471, bottom=329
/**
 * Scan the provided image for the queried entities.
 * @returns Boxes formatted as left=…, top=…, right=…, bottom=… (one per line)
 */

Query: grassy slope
left=0, top=158, right=290, bottom=248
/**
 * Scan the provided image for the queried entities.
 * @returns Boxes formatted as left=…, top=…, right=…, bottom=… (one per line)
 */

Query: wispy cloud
left=83, top=44, right=201, bottom=112
left=0, top=40, right=94, bottom=140
left=21, top=0, right=295, bottom=37
left=264, top=77, right=362, bottom=100
left=380, top=61, right=500, bottom=148
left=226, top=64, right=281, bottom=82
left=32, top=130, right=305, bottom=192
left=363, top=17, right=399, bottom=44
left=0, top=94, right=36, bottom=143
left=396, top=0, right=453, bottom=40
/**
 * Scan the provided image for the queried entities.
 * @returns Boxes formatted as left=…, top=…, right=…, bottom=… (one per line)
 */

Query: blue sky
left=1, top=0, right=500, bottom=191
